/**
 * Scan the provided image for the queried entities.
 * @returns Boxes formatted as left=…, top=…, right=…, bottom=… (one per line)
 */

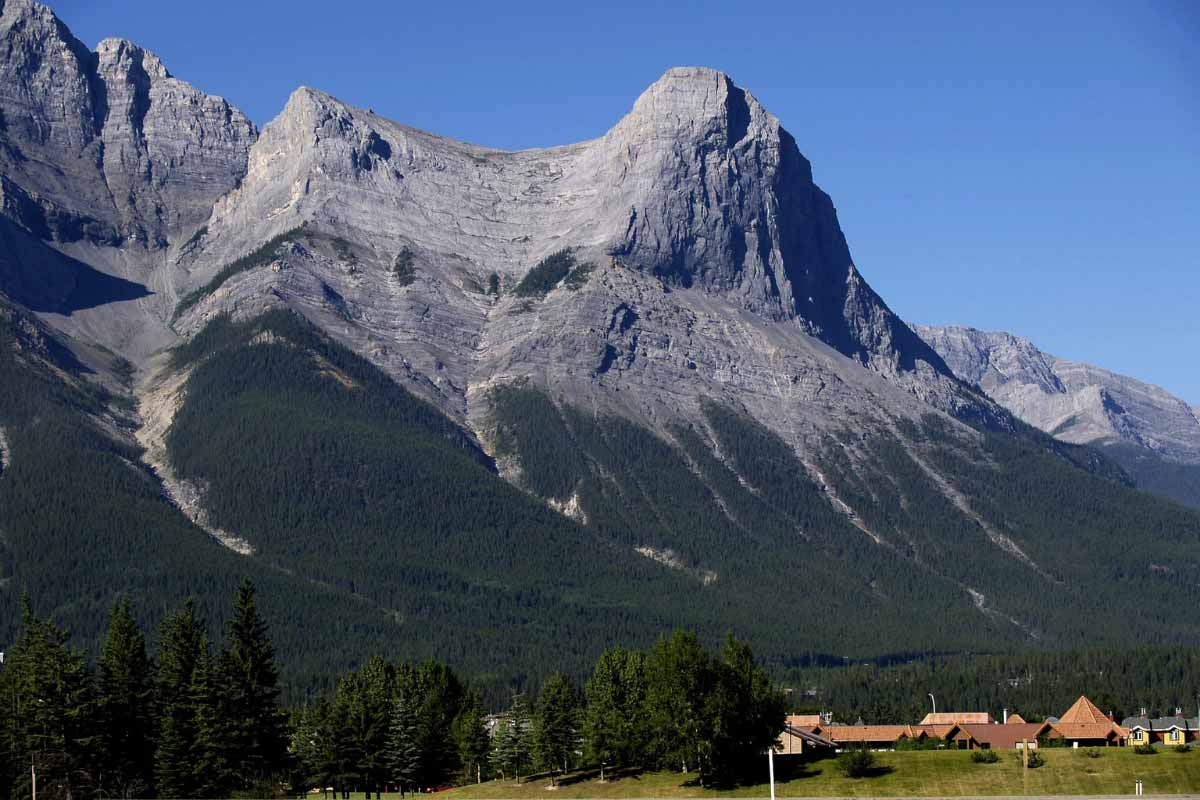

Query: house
left=919, top=711, right=994, bottom=726
left=1047, top=696, right=1126, bottom=747
left=944, top=722, right=1051, bottom=750
left=775, top=723, right=835, bottom=756
left=1121, top=713, right=1199, bottom=748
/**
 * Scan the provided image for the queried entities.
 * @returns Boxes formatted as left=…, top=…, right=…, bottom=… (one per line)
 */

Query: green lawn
left=424, top=749, right=1200, bottom=797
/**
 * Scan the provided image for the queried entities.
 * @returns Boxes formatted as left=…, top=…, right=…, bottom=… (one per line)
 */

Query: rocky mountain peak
left=95, top=37, right=171, bottom=81
left=620, top=66, right=768, bottom=148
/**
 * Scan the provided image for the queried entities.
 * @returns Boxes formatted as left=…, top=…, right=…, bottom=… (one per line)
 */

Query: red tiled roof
left=1059, top=696, right=1111, bottom=725
left=1050, top=722, right=1124, bottom=740
left=1006, top=713, right=1027, bottom=724
left=913, top=724, right=955, bottom=739
left=826, top=725, right=921, bottom=743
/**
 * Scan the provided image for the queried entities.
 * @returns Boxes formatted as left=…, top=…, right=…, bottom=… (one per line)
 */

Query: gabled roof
left=950, top=722, right=1050, bottom=749
left=920, top=711, right=993, bottom=725
left=1121, top=716, right=1200, bottom=732
left=1059, top=696, right=1111, bottom=725
left=913, top=724, right=955, bottom=739
left=1006, top=713, right=1027, bottom=724
left=1051, top=722, right=1122, bottom=740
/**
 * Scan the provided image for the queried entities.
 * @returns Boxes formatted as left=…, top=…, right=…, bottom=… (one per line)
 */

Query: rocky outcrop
left=917, top=324, right=1200, bottom=464
left=0, top=0, right=256, bottom=247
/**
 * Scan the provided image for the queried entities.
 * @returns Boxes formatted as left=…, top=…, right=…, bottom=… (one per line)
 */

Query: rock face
left=917, top=325, right=1200, bottom=464
left=0, top=0, right=256, bottom=247
left=185, top=68, right=992, bottom=435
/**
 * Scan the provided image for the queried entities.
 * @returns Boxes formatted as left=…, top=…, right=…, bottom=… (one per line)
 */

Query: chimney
left=1003, top=708, right=1008, bottom=724
left=1176, top=707, right=1183, bottom=717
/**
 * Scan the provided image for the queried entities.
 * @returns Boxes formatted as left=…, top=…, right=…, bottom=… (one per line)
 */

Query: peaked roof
left=786, top=714, right=825, bottom=727
left=951, top=722, right=1050, bottom=749
left=1059, top=696, right=1111, bottom=725
left=825, top=724, right=922, bottom=742
left=1006, top=713, right=1027, bottom=724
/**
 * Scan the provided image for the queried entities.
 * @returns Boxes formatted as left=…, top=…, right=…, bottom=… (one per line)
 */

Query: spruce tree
left=223, top=579, right=288, bottom=790
left=193, top=639, right=235, bottom=798
left=97, top=596, right=155, bottom=798
left=583, top=647, right=647, bottom=778
left=451, top=692, right=490, bottom=785
left=505, top=693, right=532, bottom=784
left=533, top=674, right=579, bottom=786
left=154, top=599, right=206, bottom=798
left=2, top=597, right=98, bottom=800
left=385, top=691, right=421, bottom=795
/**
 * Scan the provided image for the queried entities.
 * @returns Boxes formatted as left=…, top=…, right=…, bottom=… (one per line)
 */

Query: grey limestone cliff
left=917, top=324, right=1200, bottom=465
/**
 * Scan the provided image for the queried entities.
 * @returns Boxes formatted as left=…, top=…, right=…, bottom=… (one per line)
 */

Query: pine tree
left=505, top=693, right=532, bottom=784
left=451, top=691, right=490, bottom=784
left=154, top=600, right=206, bottom=798
left=97, top=596, right=155, bottom=798
left=2, top=596, right=99, bottom=800
left=583, top=647, right=647, bottom=779
left=644, top=630, right=715, bottom=782
left=223, top=579, right=288, bottom=790
left=533, top=674, right=579, bottom=786
left=193, top=639, right=235, bottom=798
left=386, top=691, right=421, bottom=795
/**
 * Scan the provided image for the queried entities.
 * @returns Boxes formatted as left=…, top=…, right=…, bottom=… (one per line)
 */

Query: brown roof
left=950, top=722, right=1050, bottom=749
left=786, top=714, right=825, bottom=727
left=1006, top=713, right=1027, bottom=724
left=913, top=724, right=955, bottom=739
left=920, top=711, right=994, bottom=725
left=1059, top=696, right=1111, bottom=725
left=1050, top=722, right=1124, bottom=741
left=826, top=725, right=921, bottom=743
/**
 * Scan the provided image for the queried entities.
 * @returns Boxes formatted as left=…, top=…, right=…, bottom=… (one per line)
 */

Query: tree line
left=0, top=585, right=785, bottom=800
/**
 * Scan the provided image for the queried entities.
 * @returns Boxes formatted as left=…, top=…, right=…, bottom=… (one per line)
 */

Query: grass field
left=415, top=749, right=1200, bottom=797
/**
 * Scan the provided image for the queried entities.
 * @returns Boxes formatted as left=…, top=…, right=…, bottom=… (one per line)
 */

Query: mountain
left=917, top=325, right=1200, bottom=508
left=2, top=0, right=1199, bottom=688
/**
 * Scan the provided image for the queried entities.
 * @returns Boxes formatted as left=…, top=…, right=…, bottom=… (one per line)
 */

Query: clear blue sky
left=56, top=0, right=1200, bottom=402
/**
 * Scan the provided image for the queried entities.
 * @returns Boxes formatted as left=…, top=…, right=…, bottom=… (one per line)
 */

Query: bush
left=1082, top=748, right=1102, bottom=759
left=1174, top=744, right=1191, bottom=754
left=393, top=247, right=416, bottom=286
left=486, top=272, right=500, bottom=296
left=836, top=748, right=876, bottom=778
left=1013, top=749, right=1045, bottom=768
left=514, top=249, right=575, bottom=296
left=971, top=749, right=999, bottom=763
left=1134, top=743, right=1157, bottom=755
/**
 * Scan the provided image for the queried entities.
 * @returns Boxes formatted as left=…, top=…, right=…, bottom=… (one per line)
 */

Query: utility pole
left=928, top=693, right=937, bottom=716
left=31, top=760, right=36, bottom=800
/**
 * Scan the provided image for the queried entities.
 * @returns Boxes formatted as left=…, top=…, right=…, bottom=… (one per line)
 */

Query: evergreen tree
left=96, top=596, right=155, bottom=798
left=1, top=597, right=98, bottom=800
left=505, top=693, right=533, bottom=784
left=704, top=636, right=786, bottom=786
left=451, top=692, right=490, bottom=785
left=222, top=579, right=288, bottom=790
left=488, top=720, right=513, bottom=782
left=412, top=661, right=464, bottom=787
left=583, top=647, right=647, bottom=779
left=193, top=641, right=235, bottom=798
left=289, top=703, right=329, bottom=796
left=533, top=674, right=579, bottom=785
left=644, top=631, right=715, bottom=782
left=386, top=691, right=421, bottom=795
left=154, top=600, right=206, bottom=798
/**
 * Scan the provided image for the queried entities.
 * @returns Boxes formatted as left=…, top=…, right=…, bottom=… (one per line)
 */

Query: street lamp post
left=928, top=693, right=937, bottom=716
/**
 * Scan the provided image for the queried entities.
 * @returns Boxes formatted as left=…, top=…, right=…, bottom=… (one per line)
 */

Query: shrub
left=1082, top=748, right=1102, bottom=759
left=562, top=261, right=594, bottom=290
left=393, top=247, right=416, bottom=286
left=514, top=249, right=575, bottom=296
left=971, top=749, right=999, bottom=763
left=1134, top=743, right=1157, bottom=755
left=1013, top=749, right=1045, bottom=768
left=486, top=272, right=500, bottom=296
left=1174, top=744, right=1191, bottom=754
left=836, top=748, right=876, bottom=779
